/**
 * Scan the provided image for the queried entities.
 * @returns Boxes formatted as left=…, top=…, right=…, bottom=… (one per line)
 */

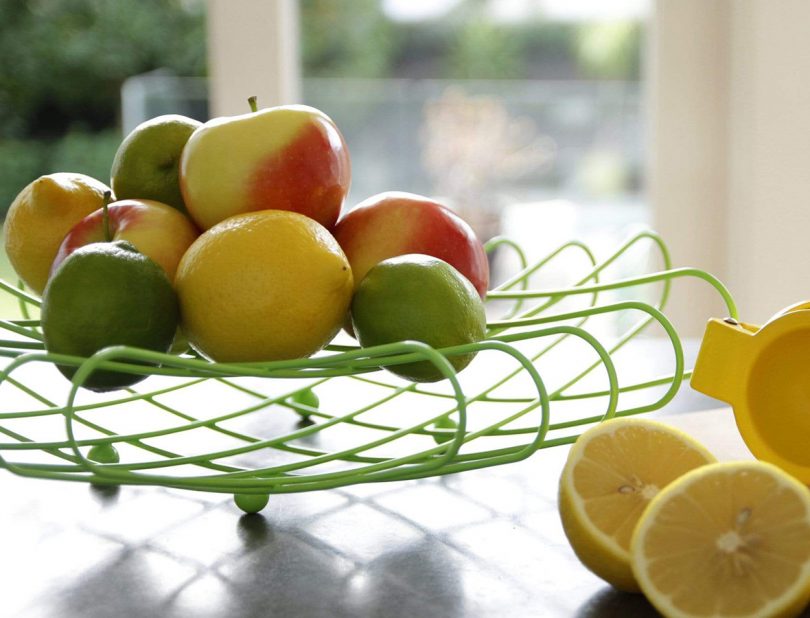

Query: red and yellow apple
left=179, top=99, right=351, bottom=231
left=333, top=191, right=490, bottom=298
left=51, top=199, right=200, bottom=282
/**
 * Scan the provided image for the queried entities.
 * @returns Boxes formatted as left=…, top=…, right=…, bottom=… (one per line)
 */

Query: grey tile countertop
left=4, top=432, right=652, bottom=618
left=1, top=339, right=728, bottom=618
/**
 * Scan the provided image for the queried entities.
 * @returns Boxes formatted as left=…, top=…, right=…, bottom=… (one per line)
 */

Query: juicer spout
left=690, top=317, right=754, bottom=404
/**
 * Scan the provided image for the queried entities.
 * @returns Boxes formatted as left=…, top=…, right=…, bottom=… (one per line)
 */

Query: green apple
left=111, top=114, right=202, bottom=213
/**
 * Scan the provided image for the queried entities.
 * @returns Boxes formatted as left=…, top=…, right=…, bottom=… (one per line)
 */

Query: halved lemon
left=631, top=461, right=810, bottom=618
left=558, top=417, right=716, bottom=591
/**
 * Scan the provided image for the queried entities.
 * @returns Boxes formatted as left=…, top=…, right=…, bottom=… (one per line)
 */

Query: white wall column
left=652, top=0, right=810, bottom=332
left=724, top=1, right=810, bottom=324
left=206, top=0, right=300, bottom=117
left=649, top=0, right=731, bottom=335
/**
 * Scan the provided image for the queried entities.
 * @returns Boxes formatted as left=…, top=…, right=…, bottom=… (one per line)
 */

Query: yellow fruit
left=175, top=209, right=353, bottom=362
left=4, top=172, right=112, bottom=294
left=558, top=417, right=716, bottom=592
left=631, top=461, right=810, bottom=618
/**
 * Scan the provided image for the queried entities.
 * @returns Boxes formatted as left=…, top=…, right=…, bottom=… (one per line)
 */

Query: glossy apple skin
left=179, top=104, right=351, bottom=231
left=333, top=192, right=490, bottom=298
left=51, top=199, right=200, bottom=283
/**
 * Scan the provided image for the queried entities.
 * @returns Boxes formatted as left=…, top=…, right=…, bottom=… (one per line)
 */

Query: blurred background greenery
left=0, top=0, right=642, bottom=215
left=0, top=0, right=206, bottom=211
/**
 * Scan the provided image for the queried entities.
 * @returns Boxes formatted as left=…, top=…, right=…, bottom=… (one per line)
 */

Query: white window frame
left=206, top=0, right=300, bottom=116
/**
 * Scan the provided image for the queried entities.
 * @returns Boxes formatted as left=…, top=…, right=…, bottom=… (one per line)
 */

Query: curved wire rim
left=0, top=229, right=737, bottom=495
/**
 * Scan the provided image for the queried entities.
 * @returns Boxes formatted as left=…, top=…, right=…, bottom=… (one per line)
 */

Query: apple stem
left=248, top=96, right=258, bottom=113
left=101, top=190, right=113, bottom=242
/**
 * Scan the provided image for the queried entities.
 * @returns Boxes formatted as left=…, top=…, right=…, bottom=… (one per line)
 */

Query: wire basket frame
left=0, top=230, right=736, bottom=499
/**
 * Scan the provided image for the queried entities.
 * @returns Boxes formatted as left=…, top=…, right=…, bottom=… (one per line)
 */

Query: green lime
left=110, top=114, right=201, bottom=213
left=41, top=240, right=179, bottom=391
left=351, top=254, right=487, bottom=382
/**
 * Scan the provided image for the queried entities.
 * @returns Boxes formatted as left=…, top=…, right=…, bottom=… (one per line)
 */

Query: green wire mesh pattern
left=0, top=230, right=736, bottom=498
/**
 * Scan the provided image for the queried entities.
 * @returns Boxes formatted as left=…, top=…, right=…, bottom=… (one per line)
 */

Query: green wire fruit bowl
left=0, top=230, right=736, bottom=511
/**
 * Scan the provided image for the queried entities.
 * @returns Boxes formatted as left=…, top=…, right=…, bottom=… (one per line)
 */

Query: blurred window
left=299, top=0, right=650, bottom=261
left=114, top=0, right=648, bottom=261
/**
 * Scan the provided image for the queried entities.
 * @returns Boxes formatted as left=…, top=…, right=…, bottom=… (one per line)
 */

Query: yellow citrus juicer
left=691, top=301, right=810, bottom=483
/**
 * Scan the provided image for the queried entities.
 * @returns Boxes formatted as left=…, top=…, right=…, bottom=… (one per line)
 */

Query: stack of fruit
left=3, top=98, right=491, bottom=391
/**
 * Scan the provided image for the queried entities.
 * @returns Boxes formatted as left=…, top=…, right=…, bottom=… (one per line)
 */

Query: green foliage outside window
left=0, top=0, right=643, bottom=214
left=0, top=0, right=206, bottom=210
left=0, top=0, right=206, bottom=139
left=301, top=0, right=400, bottom=78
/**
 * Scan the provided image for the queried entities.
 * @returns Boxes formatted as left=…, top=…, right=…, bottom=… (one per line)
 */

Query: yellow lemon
left=632, top=461, right=810, bottom=618
left=4, top=172, right=112, bottom=294
left=558, top=417, right=716, bottom=592
left=175, top=210, right=353, bottom=362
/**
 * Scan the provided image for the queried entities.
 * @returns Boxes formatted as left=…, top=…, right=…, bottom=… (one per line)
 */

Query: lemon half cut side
left=558, top=417, right=716, bottom=592
left=631, top=461, right=810, bottom=618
